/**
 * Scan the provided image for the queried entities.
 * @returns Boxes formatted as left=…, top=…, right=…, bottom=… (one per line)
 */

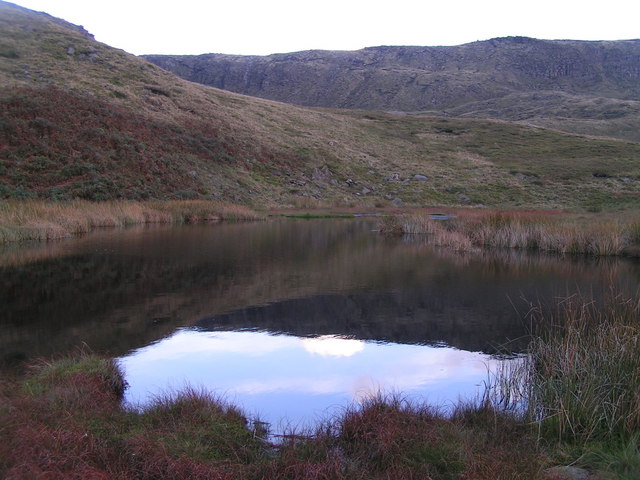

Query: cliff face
left=144, top=37, right=640, bottom=111
left=144, top=38, right=640, bottom=142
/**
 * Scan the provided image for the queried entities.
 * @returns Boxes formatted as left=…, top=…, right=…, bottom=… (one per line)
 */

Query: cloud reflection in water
left=120, top=328, right=505, bottom=429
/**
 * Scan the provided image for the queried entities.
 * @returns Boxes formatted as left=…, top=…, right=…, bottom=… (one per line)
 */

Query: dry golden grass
left=0, top=200, right=263, bottom=242
left=381, top=210, right=640, bottom=257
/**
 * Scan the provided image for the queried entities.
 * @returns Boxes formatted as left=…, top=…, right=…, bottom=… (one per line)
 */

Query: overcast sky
left=9, top=0, right=640, bottom=56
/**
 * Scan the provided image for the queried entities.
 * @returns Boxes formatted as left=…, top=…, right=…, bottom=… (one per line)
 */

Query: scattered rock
left=361, top=187, right=371, bottom=195
left=67, top=45, right=100, bottom=61
left=620, top=177, right=632, bottom=183
left=187, top=170, right=197, bottom=178
left=386, top=173, right=400, bottom=181
left=311, top=165, right=333, bottom=184
left=413, top=174, right=429, bottom=181
left=544, top=466, right=591, bottom=480
left=391, top=197, right=403, bottom=207
left=345, top=178, right=356, bottom=187
left=458, top=193, right=471, bottom=204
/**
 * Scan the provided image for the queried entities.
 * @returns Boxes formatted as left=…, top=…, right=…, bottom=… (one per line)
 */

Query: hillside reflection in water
left=2, top=218, right=638, bottom=427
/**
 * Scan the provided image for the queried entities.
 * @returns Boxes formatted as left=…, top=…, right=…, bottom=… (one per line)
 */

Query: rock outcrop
left=144, top=37, right=640, bottom=110
left=144, top=38, right=640, bottom=141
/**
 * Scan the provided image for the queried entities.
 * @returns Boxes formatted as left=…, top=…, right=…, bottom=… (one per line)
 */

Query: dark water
left=2, top=219, right=638, bottom=428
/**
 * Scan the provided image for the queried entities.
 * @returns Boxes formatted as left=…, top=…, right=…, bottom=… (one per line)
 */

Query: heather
left=0, top=353, right=547, bottom=479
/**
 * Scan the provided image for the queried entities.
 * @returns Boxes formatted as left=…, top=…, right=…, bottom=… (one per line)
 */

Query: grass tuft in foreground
left=1, top=353, right=548, bottom=479
left=491, top=291, right=640, bottom=478
left=497, top=293, right=640, bottom=443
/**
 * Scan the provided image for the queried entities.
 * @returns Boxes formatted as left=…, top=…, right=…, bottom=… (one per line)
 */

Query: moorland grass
left=0, top=199, right=263, bottom=243
left=490, top=291, right=640, bottom=478
left=1, top=352, right=548, bottom=479
left=3, top=3, right=640, bottom=210
left=278, top=212, right=355, bottom=219
left=496, top=293, right=640, bottom=442
left=380, top=210, right=640, bottom=256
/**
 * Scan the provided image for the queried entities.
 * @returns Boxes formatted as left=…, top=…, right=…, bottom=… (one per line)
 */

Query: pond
left=2, top=218, right=638, bottom=431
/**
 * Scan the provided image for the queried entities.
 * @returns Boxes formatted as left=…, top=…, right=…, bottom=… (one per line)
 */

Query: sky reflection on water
left=120, top=328, right=505, bottom=429
left=3, top=219, right=638, bottom=428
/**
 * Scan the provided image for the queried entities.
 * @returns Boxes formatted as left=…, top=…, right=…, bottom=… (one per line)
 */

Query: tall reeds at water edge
left=380, top=211, right=640, bottom=256
left=0, top=200, right=263, bottom=242
left=492, top=292, right=640, bottom=444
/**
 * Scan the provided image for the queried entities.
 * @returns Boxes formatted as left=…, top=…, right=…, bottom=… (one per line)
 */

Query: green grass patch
left=277, top=212, right=355, bottom=219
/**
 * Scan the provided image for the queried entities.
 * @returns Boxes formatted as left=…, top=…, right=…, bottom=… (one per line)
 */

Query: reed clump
left=497, top=293, right=640, bottom=444
left=381, top=210, right=639, bottom=257
left=0, top=199, right=264, bottom=243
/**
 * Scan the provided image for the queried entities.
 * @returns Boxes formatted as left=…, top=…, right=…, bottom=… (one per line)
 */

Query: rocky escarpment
left=144, top=37, right=640, bottom=110
left=144, top=37, right=640, bottom=141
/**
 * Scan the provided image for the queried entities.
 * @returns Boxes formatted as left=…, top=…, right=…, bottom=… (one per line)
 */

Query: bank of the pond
left=1, top=352, right=547, bottom=479
left=3, top=293, right=639, bottom=478
left=380, top=210, right=640, bottom=257
left=0, top=199, right=264, bottom=242
left=493, top=292, right=640, bottom=480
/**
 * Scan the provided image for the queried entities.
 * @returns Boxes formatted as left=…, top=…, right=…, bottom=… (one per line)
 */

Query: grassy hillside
left=145, top=38, right=640, bottom=142
left=0, top=1, right=639, bottom=211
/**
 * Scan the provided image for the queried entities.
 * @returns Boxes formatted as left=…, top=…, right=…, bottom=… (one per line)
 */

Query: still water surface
left=2, top=218, right=638, bottom=429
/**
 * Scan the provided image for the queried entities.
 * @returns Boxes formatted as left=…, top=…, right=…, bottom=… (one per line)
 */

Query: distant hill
left=0, top=1, right=639, bottom=210
left=144, top=38, right=640, bottom=142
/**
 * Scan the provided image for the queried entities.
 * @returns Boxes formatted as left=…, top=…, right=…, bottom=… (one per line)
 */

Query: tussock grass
left=22, top=351, right=126, bottom=400
left=2, top=352, right=548, bottom=479
left=0, top=199, right=263, bottom=242
left=256, top=393, right=544, bottom=479
left=136, top=387, right=265, bottom=464
left=496, top=293, right=640, bottom=443
left=581, top=434, right=640, bottom=480
left=381, top=210, right=640, bottom=256
left=487, top=291, right=640, bottom=478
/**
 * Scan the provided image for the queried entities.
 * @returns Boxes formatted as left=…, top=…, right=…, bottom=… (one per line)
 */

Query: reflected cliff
left=1, top=219, right=639, bottom=366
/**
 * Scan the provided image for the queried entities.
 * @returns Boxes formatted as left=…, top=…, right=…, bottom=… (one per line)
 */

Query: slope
left=0, top=1, right=639, bottom=211
left=145, top=38, right=640, bottom=142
